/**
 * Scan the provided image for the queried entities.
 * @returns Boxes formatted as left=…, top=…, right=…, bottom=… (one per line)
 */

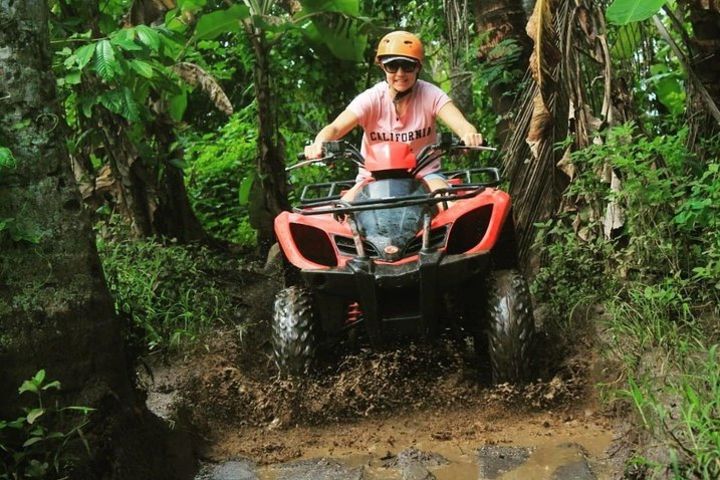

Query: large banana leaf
left=606, top=0, right=666, bottom=25
left=193, top=4, right=250, bottom=40
left=612, top=23, right=642, bottom=59
left=298, top=0, right=368, bottom=62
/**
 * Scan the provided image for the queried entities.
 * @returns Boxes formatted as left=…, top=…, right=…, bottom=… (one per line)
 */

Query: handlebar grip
left=324, top=141, right=342, bottom=154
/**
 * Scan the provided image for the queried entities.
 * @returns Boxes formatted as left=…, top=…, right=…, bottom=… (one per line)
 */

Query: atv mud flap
left=300, top=252, right=490, bottom=347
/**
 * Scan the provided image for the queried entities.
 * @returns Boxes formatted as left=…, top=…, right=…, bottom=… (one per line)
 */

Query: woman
left=304, top=30, right=484, bottom=182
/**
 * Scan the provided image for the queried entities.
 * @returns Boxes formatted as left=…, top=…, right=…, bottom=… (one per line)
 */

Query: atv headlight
left=290, top=223, right=337, bottom=267
left=446, top=205, right=493, bottom=254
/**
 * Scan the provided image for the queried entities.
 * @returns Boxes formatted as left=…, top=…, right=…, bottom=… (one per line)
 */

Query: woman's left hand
left=461, top=132, right=484, bottom=147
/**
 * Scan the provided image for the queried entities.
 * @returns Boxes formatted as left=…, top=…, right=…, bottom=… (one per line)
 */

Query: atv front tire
left=272, top=286, right=317, bottom=376
left=487, top=270, right=535, bottom=384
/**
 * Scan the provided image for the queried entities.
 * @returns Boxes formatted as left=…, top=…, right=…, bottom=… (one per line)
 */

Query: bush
left=180, top=107, right=258, bottom=246
left=98, top=229, right=240, bottom=351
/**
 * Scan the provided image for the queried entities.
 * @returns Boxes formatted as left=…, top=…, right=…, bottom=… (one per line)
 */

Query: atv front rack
left=294, top=185, right=483, bottom=215
left=294, top=167, right=501, bottom=216
left=299, top=180, right=357, bottom=206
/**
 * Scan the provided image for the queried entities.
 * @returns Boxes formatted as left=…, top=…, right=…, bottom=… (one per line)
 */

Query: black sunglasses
left=383, top=59, right=419, bottom=73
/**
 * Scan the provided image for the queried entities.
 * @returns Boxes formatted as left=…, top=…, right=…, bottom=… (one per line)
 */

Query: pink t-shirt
left=348, top=80, right=452, bottom=177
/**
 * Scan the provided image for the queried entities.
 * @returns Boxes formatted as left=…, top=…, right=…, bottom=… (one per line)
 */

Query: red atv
left=273, top=135, right=534, bottom=383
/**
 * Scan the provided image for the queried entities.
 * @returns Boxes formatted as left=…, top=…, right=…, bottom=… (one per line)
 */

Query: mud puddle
left=199, top=400, right=614, bottom=479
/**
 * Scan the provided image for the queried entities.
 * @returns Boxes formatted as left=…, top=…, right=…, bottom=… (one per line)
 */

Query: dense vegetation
left=1, top=0, right=719, bottom=478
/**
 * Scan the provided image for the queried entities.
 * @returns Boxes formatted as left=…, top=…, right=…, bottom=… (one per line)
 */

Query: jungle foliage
left=525, top=0, right=720, bottom=476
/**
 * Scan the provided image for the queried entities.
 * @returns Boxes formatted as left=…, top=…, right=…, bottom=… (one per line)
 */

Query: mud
left=135, top=271, right=622, bottom=479
left=139, top=330, right=618, bottom=478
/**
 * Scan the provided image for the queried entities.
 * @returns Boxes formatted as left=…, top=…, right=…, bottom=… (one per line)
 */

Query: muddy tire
left=272, top=286, right=317, bottom=376
left=487, top=270, right=535, bottom=384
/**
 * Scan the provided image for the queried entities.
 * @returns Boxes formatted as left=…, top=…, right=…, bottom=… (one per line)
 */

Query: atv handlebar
left=288, top=134, right=496, bottom=172
left=289, top=141, right=364, bottom=171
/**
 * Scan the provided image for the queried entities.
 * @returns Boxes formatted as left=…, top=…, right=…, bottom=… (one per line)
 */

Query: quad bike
left=272, top=134, right=534, bottom=383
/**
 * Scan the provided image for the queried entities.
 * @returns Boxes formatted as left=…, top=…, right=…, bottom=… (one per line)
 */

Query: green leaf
left=99, top=88, right=141, bottom=122
left=129, top=59, right=154, bottom=79
left=62, top=406, right=95, bottom=414
left=612, top=23, right=642, bottom=59
left=301, top=0, right=360, bottom=15
left=178, top=0, right=207, bottom=10
left=136, top=25, right=161, bottom=51
left=606, top=0, right=667, bottom=25
left=0, top=146, right=16, bottom=169
left=94, top=40, right=119, bottom=80
left=648, top=63, right=685, bottom=115
left=194, top=5, right=250, bottom=41
left=26, top=459, right=49, bottom=478
left=22, top=437, right=43, bottom=448
left=64, top=71, right=82, bottom=85
left=168, top=91, right=188, bottom=122
left=19, top=380, right=39, bottom=395
left=74, top=43, right=96, bottom=69
left=8, top=417, right=26, bottom=428
left=26, top=409, right=44, bottom=425
left=111, top=34, right=144, bottom=52
left=169, top=158, right=188, bottom=169
left=79, top=95, right=97, bottom=118
left=298, top=1, right=367, bottom=62
left=113, top=27, right=136, bottom=42
left=238, top=176, right=254, bottom=205
left=160, top=35, right=184, bottom=60
left=41, top=380, right=61, bottom=391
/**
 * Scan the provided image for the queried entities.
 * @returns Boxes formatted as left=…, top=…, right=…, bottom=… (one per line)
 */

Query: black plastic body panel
left=301, top=251, right=490, bottom=347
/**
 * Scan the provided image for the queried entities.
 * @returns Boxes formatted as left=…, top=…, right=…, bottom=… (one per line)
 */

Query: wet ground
left=195, top=403, right=615, bottom=479
left=135, top=269, right=622, bottom=479
left=140, top=324, right=620, bottom=480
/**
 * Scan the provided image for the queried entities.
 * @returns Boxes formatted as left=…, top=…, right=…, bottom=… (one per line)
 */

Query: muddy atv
left=272, top=135, right=534, bottom=383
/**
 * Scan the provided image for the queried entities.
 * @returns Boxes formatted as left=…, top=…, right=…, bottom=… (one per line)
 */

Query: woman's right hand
left=304, top=142, right=324, bottom=159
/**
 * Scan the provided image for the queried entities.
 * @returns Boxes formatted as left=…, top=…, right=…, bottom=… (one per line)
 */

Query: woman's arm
left=304, top=109, right=360, bottom=158
left=437, top=102, right=484, bottom=146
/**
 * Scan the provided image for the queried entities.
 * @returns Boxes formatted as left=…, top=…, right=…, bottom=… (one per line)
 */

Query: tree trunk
left=679, top=0, right=720, bottom=148
left=247, top=27, right=290, bottom=253
left=445, top=0, right=474, bottom=113
left=153, top=118, right=212, bottom=243
left=0, top=2, right=193, bottom=478
left=473, top=0, right=533, bottom=145
left=498, top=0, right=577, bottom=264
left=685, top=1, right=720, bottom=109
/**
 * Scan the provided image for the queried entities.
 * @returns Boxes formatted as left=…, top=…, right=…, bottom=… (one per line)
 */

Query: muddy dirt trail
left=141, top=317, right=621, bottom=479
left=196, top=398, right=616, bottom=479
left=136, top=271, right=622, bottom=479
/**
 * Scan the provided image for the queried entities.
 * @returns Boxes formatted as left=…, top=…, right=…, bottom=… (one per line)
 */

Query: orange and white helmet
left=375, top=31, right=424, bottom=65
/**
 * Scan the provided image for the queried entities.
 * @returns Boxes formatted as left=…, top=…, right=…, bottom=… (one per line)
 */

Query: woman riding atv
left=303, top=30, right=484, bottom=191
